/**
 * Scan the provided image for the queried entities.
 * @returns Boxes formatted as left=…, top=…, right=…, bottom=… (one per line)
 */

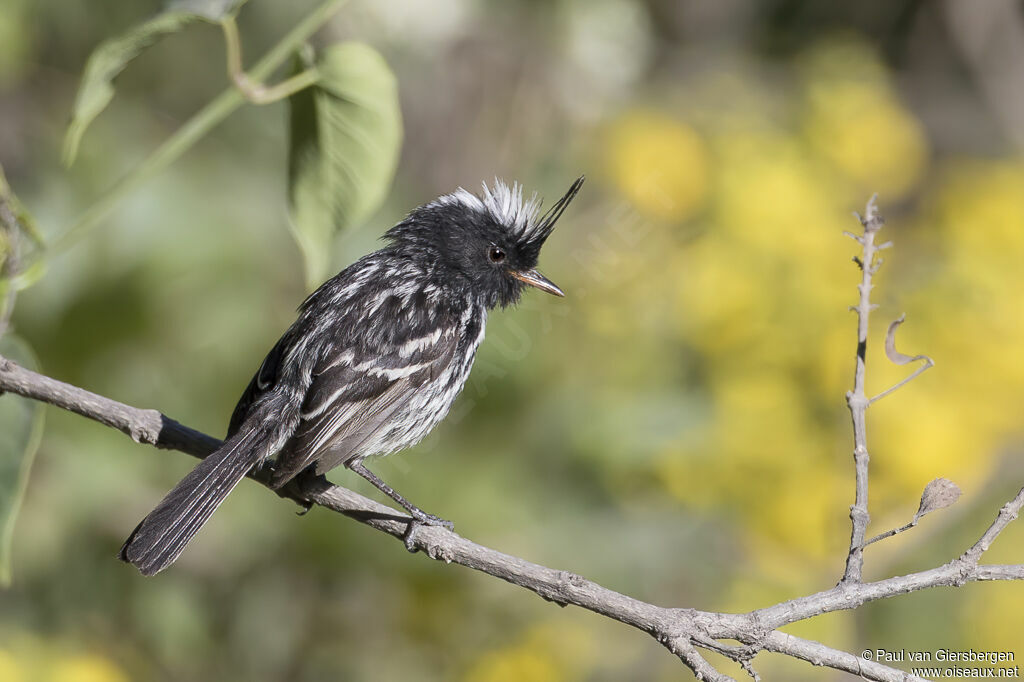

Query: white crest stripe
left=430, top=179, right=542, bottom=239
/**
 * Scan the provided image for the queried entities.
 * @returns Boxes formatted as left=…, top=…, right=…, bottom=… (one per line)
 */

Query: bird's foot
left=412, top=508, right=454, bottom=530
left=402, top=510, right=454, bottom=552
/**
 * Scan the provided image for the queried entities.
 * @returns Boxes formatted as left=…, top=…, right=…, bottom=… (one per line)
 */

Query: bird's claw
left=413, top=510, right=454, bottom=530
left=403, top=511, right=454, bottom=552
left=403, top=522, right=420, bottom=552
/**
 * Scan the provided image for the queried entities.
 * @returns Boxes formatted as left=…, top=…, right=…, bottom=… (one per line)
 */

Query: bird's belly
left=355, top=362, right=474, bottom=461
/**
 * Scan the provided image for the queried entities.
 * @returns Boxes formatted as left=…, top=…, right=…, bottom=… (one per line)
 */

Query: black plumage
left=120, top=176, right=584, bottom=575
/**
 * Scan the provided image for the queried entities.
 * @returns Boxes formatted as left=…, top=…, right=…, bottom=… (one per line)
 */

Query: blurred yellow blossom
left=604, top=110, right=709, bottom=221
left=464, top=643, right=565, bottom=682
left=52, top=655, right=130, bottom=682
left=964, top=583, right=1024, bottom=652
left=803, top=57, right=928, bottom=198
left=672, top=235, right=765, bottom=353
left=0, top=650, right=25, bottom=682
left=0, top=642, right=129, bottom=682
left=935, top=159, right=1024, bottom=301
left=463, top=621, right=596, bottom=682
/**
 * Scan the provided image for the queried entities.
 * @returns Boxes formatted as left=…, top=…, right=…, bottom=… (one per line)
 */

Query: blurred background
left=2, top=0, right=1024, bottom=680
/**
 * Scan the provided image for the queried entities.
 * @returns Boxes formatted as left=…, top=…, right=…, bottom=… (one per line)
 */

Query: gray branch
left=841, top=194, right=885, bottom=584
left=2, top=354, right=1022, bottom=680
left=0, top=199, right=1021, bottom=680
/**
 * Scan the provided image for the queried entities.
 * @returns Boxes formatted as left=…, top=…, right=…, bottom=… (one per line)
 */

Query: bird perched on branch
left=120, top=176, right=584, bottom=575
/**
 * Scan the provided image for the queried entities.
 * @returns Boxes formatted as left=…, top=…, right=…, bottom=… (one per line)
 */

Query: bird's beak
left=512, top=269, right=565, bottom=297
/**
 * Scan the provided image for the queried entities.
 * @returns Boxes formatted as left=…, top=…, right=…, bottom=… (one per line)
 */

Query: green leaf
left=0, top=335, right=44, bottom=587
left=288, top=42, right=403, bottom=289
left=62, top=0, right=249, bottom=167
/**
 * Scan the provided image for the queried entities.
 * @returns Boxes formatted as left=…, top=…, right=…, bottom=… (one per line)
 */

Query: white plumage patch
left=434, top=179, right=543, bottom=240
left=399, top=327, right=445, bottom=357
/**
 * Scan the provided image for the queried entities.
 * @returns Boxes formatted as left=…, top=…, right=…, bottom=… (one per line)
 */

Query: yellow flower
left=804, top=81, right=928, bottom=199
left=964, top=582, right=1024, bottom=652
left=935, top=160, right=1024, bottom=298
left=463, top=620, right=594, bottom=682
left=604, top=110, right=709, bottom=221
left=463, top=649, right=562, bottom=682
left=798, top=38, right=928, bottom=199
left=0, top=651, right=25, bottom=682
left=52, top=655, right=130, bottom=682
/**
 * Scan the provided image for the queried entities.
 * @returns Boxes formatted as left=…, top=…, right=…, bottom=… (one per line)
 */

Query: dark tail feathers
left=119, top=426, right=268, bottom=576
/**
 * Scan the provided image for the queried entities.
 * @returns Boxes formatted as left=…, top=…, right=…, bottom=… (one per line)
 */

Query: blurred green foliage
left=61, top=0, right=249, bottom=167
left=1, top=1, right=1023, bottom=680
left=0, top=335, right=44, bottom=587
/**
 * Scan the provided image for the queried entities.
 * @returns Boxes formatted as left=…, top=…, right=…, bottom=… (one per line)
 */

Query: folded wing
left=269, top=326, right=459, bottom=486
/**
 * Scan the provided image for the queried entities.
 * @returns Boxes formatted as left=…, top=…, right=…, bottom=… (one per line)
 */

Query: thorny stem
left=841, top=194, right=884, bottom=584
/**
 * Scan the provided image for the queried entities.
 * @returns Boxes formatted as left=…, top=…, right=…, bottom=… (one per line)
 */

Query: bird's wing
left=227, top=332, right=293, bottom=438
left=270, top=326, right=460, bottom=484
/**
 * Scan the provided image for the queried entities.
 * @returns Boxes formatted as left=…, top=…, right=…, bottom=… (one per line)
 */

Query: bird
left=119, top=175, right=584, bottom=575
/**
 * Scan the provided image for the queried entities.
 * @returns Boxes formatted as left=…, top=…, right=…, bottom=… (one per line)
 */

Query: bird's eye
left=487, top=246, right=506, bottom=264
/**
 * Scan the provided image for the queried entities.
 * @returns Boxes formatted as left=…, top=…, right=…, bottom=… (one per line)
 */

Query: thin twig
left=869, top=362, right=933, bottom=404
left=671, top=640, right=736, bottom=682
left=758, top=632, right=926, bottom=682
left=53, top=0, right=349, bottom=253
left=960, top=486, right=1024, bottom=565
left=863, top=519, right=917, bottom=547
left=220, top=16, right=321, bottom=105
left=841, top=194, right=884, bottom=584
left=869, top=314, right=935, bottom=404
left=864, top=478, right=961, bottom=549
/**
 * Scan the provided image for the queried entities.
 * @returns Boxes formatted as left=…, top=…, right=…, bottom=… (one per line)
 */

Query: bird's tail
left=119, top=424, right=272, bottom=576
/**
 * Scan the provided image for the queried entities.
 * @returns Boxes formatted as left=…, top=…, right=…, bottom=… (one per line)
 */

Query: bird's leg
left=346, top=460, right=454, bottom=544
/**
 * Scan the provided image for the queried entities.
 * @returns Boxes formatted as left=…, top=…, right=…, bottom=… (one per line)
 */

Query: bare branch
left=670, top=640, right=737, bottom=682
left=977, top=564, right=1024, bottom=581
left=1, top=192, right=1021, bottom=680
left=744, top=486, right=1024, bottom=629
left=0, top=353, right=715, bottom=677
left=841, top=194, right=886, bottom=584
left=863, top=519, right=918, bottom=548
left=758, top=632, right=927, bottom=682
left=961, top=486, right=1024, bottom=565
left=2, top=353, right=1022, bottom=681
left=0, top=354, right=220, bottom=456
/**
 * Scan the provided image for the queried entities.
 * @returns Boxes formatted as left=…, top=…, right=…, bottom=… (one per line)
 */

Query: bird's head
left=385, top=176, right=584, bottom=309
